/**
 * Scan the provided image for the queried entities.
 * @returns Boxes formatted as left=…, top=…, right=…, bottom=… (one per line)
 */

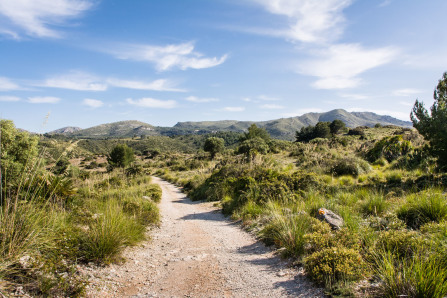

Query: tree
left=1, top=120, right=39, bottom=186
left=237, top=137, right=269, bottom=156
left=314, top=122, right=331, bottom=139
left=411, top=72, right=447, bottom=168
left=296, top=122, right=331, bottom=142
left=241, top=124, right=270, bottom=142
left=203, top=137, right=225, bottom=159
left=329, top=119, right=346, bottom=134
left=107, top=144, right=135, bottom=168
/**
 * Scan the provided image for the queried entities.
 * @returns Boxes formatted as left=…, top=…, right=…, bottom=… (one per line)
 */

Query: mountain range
left=47, top=109, right=412, bottom=140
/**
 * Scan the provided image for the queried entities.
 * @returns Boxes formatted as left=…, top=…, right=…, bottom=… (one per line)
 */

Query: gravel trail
left=84, top=177, right=323, bottom=297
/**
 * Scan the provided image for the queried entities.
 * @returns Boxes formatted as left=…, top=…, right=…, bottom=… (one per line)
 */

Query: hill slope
left=58, top=109, right=412, bottom=140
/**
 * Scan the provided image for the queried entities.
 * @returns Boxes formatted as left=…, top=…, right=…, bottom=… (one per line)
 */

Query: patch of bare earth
left=84, top=177, right=323, bottom=297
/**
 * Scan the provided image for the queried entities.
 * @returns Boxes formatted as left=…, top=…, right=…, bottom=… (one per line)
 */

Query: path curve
left=85, top=177, right=323, bottom=297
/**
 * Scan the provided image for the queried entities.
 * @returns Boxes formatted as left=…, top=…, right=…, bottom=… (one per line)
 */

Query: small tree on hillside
left=329, top=119, right=346, bottom=134
left=203, top=137, right=225, bottom=159
left=411, top=72, right=447, bottom=168
left=237, top=137, right=269, bottom=157
left=241, top=124, right=270, bottom=142
left=108, top=144, right=135, bottom=168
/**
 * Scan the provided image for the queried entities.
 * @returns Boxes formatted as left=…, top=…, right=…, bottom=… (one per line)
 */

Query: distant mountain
left=47, top=126, right=82, bottom=135
left=53, top=109, right=412, bottom=140
left=174, top=109, right=412, bottom=140
left=70, top=120, right=157, bottom=138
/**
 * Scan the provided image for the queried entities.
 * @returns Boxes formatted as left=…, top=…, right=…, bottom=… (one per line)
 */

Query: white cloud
left=39, top=71, right=184, bottom=92
left=299, top=43, right=399, bottom=89
left=0, top=0, right=94, bottom=38
left=185, top=96, right=219, bottom=103
left=251, top=0, right=353, bottom=43
left=392, top=88, right=422, bottom=97
left=0, top=95, right=20, bottom=101
left=126, top=98, right=177, bottom=109
left=82, top=98, right=103, bottom=108
left=0, top=77, right=20, bottom=90
left=28, top=96, right=60, bottom=103
left=222, top=106, right=245, bottom=112
left=258, top=95, right=280, bottom=101
left=109, top=42, right=228, bottom=71
left=400, top=101, right=415, bottom=107
left=260, top=104, right=284, bottom=109
left=107, top=78, right=184, bottom=92
left=41, top=71, right=107, bottom=91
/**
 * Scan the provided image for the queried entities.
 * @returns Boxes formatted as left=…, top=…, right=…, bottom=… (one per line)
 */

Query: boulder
left=318, top=208, right=344, bottom=230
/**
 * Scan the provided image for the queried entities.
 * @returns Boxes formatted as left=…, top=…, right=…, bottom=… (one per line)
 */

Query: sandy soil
left=84, top=177, right=323, bottom=297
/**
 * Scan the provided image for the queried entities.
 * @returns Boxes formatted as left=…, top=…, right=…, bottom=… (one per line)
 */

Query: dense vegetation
left=2, top=74, right=446, bottom=297
left=0, top=120, right=161, bottom=296
left=151, top=115, right=446, bottom=296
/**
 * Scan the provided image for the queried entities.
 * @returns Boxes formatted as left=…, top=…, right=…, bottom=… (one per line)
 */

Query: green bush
left=360, top=192, right=388, bottom=216
left=367, top=135, right=413, bottom=163
left=260, top=211, right=318, bottom=257
left=331, top=157, right=372, bottom=177
left=373, top=250, right=447, bottom=298
left=78, top=200, right=145, bottom=264
left=397, top=190, right=447, bottom=229
left=305, top=246, right=365, bottom=287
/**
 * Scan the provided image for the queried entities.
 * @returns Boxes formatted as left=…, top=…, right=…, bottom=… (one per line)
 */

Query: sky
left=0, top=0, right=446, bottom=133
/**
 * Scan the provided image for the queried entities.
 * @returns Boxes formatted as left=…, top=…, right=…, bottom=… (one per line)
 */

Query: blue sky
left=0, top=0, right=446, bottom=133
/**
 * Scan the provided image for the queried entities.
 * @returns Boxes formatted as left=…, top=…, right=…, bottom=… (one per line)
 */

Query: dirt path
left=84, top=177, right=323, bottom=297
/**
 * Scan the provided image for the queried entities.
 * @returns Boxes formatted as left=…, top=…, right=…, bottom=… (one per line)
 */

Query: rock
left=318, top=208, right=344, bottom=230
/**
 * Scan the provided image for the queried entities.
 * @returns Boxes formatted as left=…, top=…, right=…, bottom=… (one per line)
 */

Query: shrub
left=360, top=192, right=388, bottom=216
left=367, top=135, right=413, bottom=163
left=397, top=190, right=447, bottom=229
left=78, top=200, right=145, bottom=264
left=373, top=250, right=447, bottom=298
left=304, top=246, right=365, bottom=287
left=259, top=209, right=318, bottom=257
left=331, top=157, right=372, bottom=177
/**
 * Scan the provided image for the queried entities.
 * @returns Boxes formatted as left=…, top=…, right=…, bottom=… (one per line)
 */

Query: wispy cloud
left=82, top=98, right=103, bottom=108
left=400, top=101, right=415, bottom=107
left=0, top=77, right=20, bottom=90
left=126, top=98, right=177, bottom=109
left=185, top=96, right=219, bottom=103
left=392, top=88, right=422, bottom=97
left=242, top=95, right=280, bottom=103
left=38, top=71, right=184, bottom=92
left=107, top=78, right=185, bottom=92
left=107, top=42, right=228, bottom=71
left=299, top=44, right=399, bottom=89
left=222, top=106, right=245, bottom=112
left=260, top=104, right=284, bottom=109
left=0, top=0, right=94, bottom=38
left=251, top=0, right=353, bottom=43
left=0, top=95, right=20, bottom=101
left=28, top=96, right=60, bottom=104
left=41, top=71, right=107, bottom=91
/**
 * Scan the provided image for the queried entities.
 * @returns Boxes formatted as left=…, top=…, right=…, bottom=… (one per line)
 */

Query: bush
left=330, top=157, right=372, bottom=177
left=397, top=190, right=447, bottom=229
left=78, top=200, right=145, bottom=264
left=367, top=135, right=413, bottom=163
left=259, top=211, right=318, bottom=257
left=360, top=193, right=388, bottom=216
left=373, top=250, right=447, bottom=298
left=304, top=246, right=365, bottom=287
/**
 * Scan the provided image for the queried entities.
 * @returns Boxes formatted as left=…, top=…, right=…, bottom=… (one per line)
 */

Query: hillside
left=59, top=109, right=412, bottom=140
left=174, top=109, right=412, bottom=140
left=47, top=126, right=82, bottom=134
left=70, top=120, right=157, bottom=138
